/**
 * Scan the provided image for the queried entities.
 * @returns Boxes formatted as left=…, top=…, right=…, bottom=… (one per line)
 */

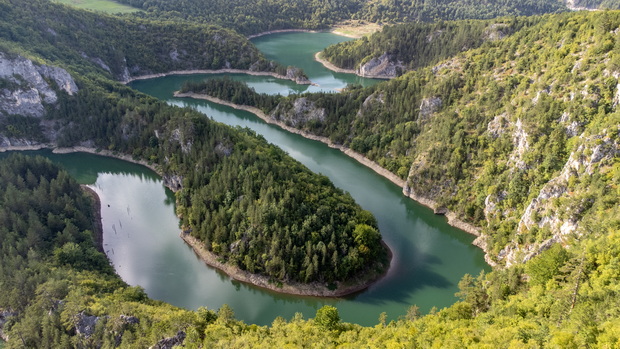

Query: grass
left=52, top=0, right=140, bottom=14
left=331, top=20, right=383, bottom=38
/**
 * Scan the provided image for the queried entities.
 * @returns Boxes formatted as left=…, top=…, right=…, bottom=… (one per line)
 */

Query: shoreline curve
left=0, top=143, right=393, bottom=296
left=122, top=69, right=311, bottom=85
left=174, top=92, right=495, bottom=267
left=181, top=233, right=391, bottom=297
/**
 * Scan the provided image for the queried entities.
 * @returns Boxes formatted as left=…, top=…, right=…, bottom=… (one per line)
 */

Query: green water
left=2, top=32, right=489, bottom=327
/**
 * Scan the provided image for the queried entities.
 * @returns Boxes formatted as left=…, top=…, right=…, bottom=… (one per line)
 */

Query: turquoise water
left=1, top=32, right=488, bottom=327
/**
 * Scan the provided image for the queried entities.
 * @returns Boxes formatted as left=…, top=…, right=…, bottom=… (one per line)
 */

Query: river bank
left=81, top=185, right=104, bottom=254
left=180, top=233, right=390, bottom=297
left=174, top=92, right=494, bottom=266
left=314, top=52, right=356, bottom=74
left=122, top=68, right=311, bottom=85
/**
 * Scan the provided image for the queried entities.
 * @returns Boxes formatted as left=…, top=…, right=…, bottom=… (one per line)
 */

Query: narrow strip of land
left=314, top=52, right=356, bottom=74
left=174, top=92, right=495, bottom=266
left=122, top=69, right=311, bottom=85
left=181, top=233, right=389, bottom=297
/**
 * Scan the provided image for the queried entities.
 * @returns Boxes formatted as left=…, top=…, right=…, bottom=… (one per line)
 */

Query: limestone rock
left=357, top=53, right=404, bottom=78
left=0, top=52, right=77, bottom=117
left=150, top=331, right=186, bottom=349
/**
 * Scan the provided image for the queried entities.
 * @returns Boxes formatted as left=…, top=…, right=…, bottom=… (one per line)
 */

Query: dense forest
left=0, top=0, right=292, bottom=81
left=320, top=17, right=538, bottom=73
left=1, top=0, right=620, bottom=347
left=181, top=10, right=620, bottom=269
left=0, top=0, right=387, bottom=288
left=1, top=154, right=619, bottom=347
left=117, top=0, right=567, bottom=35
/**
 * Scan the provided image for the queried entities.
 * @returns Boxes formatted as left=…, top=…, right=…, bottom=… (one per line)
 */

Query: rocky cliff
left=0, top=52, right=77, bottom=118
left=0, top=52, right=78, bottom=148
left=357, top=53, right=404, bottom=79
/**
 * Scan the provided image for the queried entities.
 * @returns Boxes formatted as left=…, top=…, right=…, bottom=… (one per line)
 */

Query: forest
left=320, top=16, right=539, bottom=73
left=0, top=154, right=619, bottom=347
left=1, top=0, right=388, bottom=289
left=116, top=0, right=567, bottom=35
left=0, top=0, right=291, bottom=81
left=1, top=0, right=620, bottom=347
left=182, top=10, right=620, bottom=268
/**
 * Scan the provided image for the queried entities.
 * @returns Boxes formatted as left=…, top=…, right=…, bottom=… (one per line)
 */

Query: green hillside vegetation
left=1, top=0, right=620, bottom=347
left=0, top=0, right=385, bottom=286
left=1, top=155, right=619, bottom=347
left=117, top=0, right=567, bottom=35
left=1, top=0, right=289, bottom=82
left=320, top=17, right=538, bottom=73
left=52, top=0, right=140, bottom=14
left=570, top=0, right=620, bottom=9
left=180, top=10, right=620, bottom=267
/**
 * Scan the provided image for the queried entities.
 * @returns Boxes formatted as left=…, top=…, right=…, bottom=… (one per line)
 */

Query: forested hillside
left=1, top=154, right=620, bottom=347
left=0, top=0, right=288, bottom=82
left=320, top=17, right=538, bottom=76
left=183, top=10, right=620, bottom=270
left=0, top=0, right=387, bottom=292
left=118, top=0, right=567, bottom=35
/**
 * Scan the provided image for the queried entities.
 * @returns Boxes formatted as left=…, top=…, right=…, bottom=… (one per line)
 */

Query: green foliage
left=115, top=0, right=566, bottom=35
left=314, top=305, right=340, bottom=330
left=233, top=10, right=620, bottom=264
left=526, top=243, right=570, bottom=286
left=321, top=17, right=538, bottom=72
left=0, top=0, right=284, bottom=81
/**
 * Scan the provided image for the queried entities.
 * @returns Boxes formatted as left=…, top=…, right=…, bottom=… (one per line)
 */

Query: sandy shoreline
left=314, top=52, right=356, bottom=74
left=122, top=69, right=311, bottom=85
left=174, top=92, right=494, bottom=266
left=181, top=232, right=390, bottom=297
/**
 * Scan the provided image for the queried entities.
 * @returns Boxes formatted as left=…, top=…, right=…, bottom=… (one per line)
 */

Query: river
left=4, top=32, right=489, bottom=327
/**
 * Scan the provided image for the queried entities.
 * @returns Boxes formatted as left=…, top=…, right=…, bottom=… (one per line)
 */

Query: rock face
left=357, top=53, right=404, bottom=78
left=0, top=52, right=78, bottom=118
left=285, top=67, right=311, bottom=85
left=270, top=97, right=326, bottom=127
left=418, top=97, right=442, bottom=120
left=75, top=311, right=101, bottom=338
left=150, top=331, right=186, bottom=349
left=498, top=129, right=620, bottom=266
left=0, top=310, right=16, bottom=341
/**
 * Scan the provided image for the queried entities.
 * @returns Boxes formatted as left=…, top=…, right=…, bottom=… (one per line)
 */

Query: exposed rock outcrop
left=150, top=331, right=186, bottom=349
left=270, top=97, right=326, bottom=127
left=418, top=97, right=442, bottom=120
left=75, top=311, right=101, bottom=338
left=285, top=67, right=311, bottom=85
left=499, top=129, right=620, bottom=266
left=357, top=53, right=404, bottom=78
left=0, top=310, right=16, bottom=342
left=0, top=52, right=77, bottom=118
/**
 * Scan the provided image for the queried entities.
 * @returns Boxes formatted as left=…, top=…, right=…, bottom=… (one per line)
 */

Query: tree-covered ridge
left=1, top=155, right=619, bottom=347
left=0, top=0, right=284, bottom=81
left=45, top=79, right=388, bottom=285
left=184, top=10, right=620, bottom=268
left=0, top=1, right=387, bottom=286
left=320, top=17, right=539, bottom=73
left=117, top=0, right=566, bottom=35
left=570, top=0, right=620, bottom=9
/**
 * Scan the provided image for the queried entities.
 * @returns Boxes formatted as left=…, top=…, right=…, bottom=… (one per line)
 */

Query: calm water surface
left=6, top=32, right=489, bottom=326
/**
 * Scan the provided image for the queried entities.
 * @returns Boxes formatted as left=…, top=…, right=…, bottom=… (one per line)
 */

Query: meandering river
left=6, top=32, right=489, bottom=326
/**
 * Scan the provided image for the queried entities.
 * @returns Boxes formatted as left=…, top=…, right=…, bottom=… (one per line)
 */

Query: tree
left=314, top=305, right=340, bottom=330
